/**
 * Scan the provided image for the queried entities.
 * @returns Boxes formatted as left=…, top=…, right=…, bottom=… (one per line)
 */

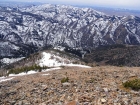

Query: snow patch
left=0, top=77, right=14, bottom=83
left=42, top=73, right=50, bottom=76
left=9, top=67, right=61, bottom=77
left=54, top=46, right=65, bottom=51
left=39, top=52, right=91, bottom=68
left=9, top=70, right=37, bottom=77
left=42, top=67, right=61, bottom=72
left=39, top=52, right=70, bottom=67
left=64, top=64, right=92, bottom=68
left=1, top=57, right=25, bottom=64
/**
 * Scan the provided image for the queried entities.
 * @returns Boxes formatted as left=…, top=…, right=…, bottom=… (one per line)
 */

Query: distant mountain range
left=0, top=1, right=43, bottom=7
left=2, top=1, right=140, bottom=17
left=0, top=3, right=140, bottom=61
left=90, top=6, right=140, bottom=17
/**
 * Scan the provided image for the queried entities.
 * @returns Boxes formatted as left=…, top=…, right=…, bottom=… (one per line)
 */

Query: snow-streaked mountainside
left=3, top=49, right=82, bottom=67
left=0, top=49, right=89, bottom=73
left=0, top=49, right=91, bottom=83
left=0, top=50, right=91, bottom=82
left=0, top=4, right=140, bottom=58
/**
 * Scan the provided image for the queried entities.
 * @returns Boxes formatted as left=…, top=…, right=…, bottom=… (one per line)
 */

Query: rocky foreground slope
left=0, top=66, right=140, bottom=105
left=0, top=4, right=140, bottom=57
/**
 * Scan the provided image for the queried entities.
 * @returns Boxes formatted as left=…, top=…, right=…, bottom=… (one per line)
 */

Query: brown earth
left=0, top=66, right=140, bottom=105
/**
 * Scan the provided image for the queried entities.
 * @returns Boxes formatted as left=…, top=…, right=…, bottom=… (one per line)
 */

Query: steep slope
left=0, top=4, right=140, bottom=58
left=84, top=44, right=140, bottom=67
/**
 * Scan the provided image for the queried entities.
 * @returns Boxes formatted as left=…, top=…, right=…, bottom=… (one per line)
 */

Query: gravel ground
left=0, top=66, right=140, bottom=105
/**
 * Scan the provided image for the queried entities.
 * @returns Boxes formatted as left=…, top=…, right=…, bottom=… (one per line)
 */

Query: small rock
left=101, top=93, right=106, bottom=97
left=66, top=101, right=77, bottom=105
left=103, top=88, right=108, bottom=93
left=22, top=100, right=29, bottom=104
left=62, top=82, right=71, bottom=87
left=26, top=93, right=31, bottom=97
left=101, top=98, right=107, bottom=103
left=10, top=101, right=16, bottom=105
left=129, top=73, right=136, bottom=78
left=67, top=96, right=73, bottom=101
left=9, top=90, right=16, bottom=95
left=10, top=80, right=20, bottom=84
left=18, top=101, right=23, bottom=105
left=43, top=85, right=48, bottom=91
left=83, top=102, right=89, bottom=105
left=39, top=102, right=46, bottom=105
left=122, top=80, right=127, bottom=83
left=95, top=87, right=100, bottom=91
left=75, top=89, right=80, bottom=92
left=115, top=75, right=120, bottom=78
left=60, top=94, right=65, bottom=102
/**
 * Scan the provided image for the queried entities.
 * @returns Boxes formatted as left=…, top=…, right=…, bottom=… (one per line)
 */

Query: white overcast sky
left=5, top=0, right=140, bottom=10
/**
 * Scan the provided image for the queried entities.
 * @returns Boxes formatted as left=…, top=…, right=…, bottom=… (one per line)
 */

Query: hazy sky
left=4, top=0, right=140, bottom=10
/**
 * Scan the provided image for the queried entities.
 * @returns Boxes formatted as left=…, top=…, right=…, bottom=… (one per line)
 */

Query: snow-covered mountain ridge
left=0, top=49, right=86, bottom=71
left=0, top=4, right=140, bottom=57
